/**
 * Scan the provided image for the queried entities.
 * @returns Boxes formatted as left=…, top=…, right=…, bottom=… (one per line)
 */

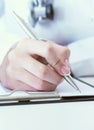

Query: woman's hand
left=0, top=38, right=70, bottom=91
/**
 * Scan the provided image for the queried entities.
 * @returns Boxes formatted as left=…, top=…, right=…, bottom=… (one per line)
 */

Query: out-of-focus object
left=0, top=0, right=5, bottom=17
left=68, top=37, right=94, bottom=77
left=29, top=0, right=94, bottom=45
left=29, top=0, right=54, bottom=27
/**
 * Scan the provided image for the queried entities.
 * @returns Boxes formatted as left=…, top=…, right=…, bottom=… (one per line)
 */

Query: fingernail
left=61, top=66, right=70, bottom=75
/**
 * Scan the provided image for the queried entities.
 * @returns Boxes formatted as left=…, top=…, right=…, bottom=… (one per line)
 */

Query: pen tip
left=78, top=88, right=81, bottom=93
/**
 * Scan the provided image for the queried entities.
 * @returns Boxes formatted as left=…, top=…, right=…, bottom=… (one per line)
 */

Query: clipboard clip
left=0, top=90, right=61, bottom=106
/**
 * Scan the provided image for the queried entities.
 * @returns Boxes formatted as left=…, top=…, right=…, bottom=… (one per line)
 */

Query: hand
left=0, top=38, right=70, bottom=91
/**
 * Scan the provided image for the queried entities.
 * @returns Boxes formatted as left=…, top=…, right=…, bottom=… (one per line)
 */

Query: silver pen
left=12, top=11, right=81, bottom=93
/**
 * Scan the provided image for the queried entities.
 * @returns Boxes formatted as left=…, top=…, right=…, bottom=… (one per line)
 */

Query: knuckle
left=45, top=43, right=53, bottom=58
left=39, top=66, right=48, bottom=79
left=38, top=80, right=46, bottom=90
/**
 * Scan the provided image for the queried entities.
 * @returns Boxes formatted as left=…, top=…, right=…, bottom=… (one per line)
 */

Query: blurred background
left=0, top=0, right=5, bottom=17
left=0, top=0, right=74, bottom=44
left=1, top=0, right=94, bottom=45
left=0, top=0, right=30, bottom=36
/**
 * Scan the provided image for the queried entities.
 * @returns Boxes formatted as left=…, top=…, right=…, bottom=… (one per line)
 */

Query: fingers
left=20, top=55, right=62, bottom=85
left=6, top=79, right=37, bottom=91
left=8, top=48, right=62, bottom=86
left=18, top=38, right=70, bottom=76
left=6, top=66, right=57, bottom=91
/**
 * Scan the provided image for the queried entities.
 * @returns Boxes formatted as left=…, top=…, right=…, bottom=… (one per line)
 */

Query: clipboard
left=0, top=77, right=94, bottom=106
left=3, top=11, right=93, bottom=106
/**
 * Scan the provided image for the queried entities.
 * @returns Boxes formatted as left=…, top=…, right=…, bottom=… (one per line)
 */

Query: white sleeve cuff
left=68, top=37, right=94, bottom=77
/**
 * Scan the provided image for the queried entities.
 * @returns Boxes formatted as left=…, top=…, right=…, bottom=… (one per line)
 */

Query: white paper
left=0, top=77, right=94, bottom=98
left=56, top=77, right=94, bottom=97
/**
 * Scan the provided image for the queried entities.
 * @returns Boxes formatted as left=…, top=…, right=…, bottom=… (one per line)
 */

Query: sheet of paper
left=56, top=77, right=94, bottom=97
left=0, top=77, right=94, bottom=98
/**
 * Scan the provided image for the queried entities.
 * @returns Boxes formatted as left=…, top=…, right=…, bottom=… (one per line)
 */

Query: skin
left=0, top=38, right=70, bottom=91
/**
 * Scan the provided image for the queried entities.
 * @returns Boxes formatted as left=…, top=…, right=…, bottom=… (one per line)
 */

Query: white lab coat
left=32, top=0, right=94, bottom=45
left=31, top=0, right=94, bottom=76
left=68, top=37, right=94, bottom=77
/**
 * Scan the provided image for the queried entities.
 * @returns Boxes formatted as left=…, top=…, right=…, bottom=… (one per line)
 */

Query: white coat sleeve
left=0, top=31, right=21, bottom=65
left=68, top=37, right=94, bottom=77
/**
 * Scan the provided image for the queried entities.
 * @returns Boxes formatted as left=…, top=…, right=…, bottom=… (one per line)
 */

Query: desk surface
left=0, top=101, right=94, bottom=130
